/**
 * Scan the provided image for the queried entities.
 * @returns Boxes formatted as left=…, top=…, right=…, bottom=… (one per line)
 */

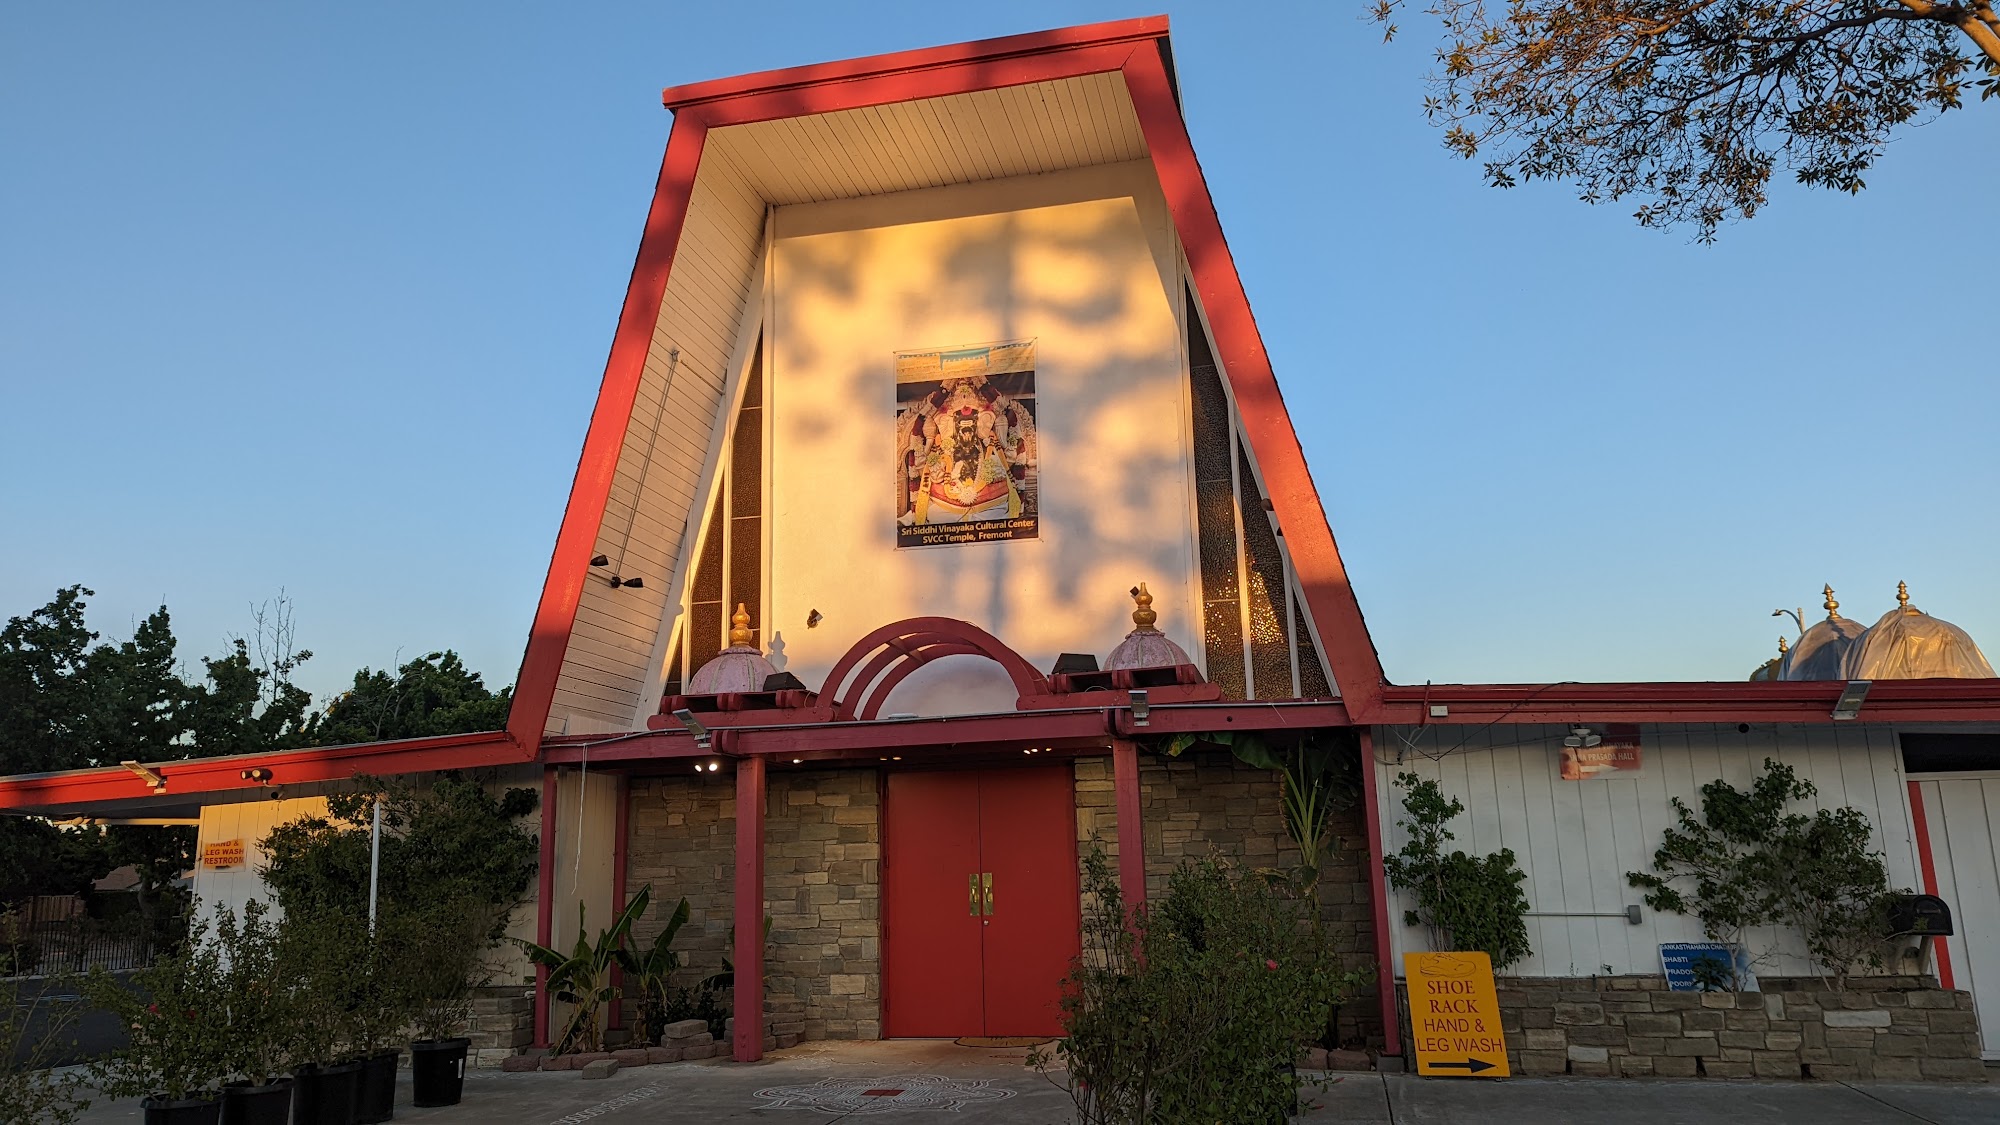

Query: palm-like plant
left=613, top=894, right=689, bottom=1046
left=514, top=885, right=652, bottom=1054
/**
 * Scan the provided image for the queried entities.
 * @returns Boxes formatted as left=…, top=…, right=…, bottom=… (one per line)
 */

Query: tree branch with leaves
left=1374, top=0, right=1999, bottom=238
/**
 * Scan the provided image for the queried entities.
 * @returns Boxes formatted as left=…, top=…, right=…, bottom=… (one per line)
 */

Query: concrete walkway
left=69, top=1041, right=1997, bottom=1123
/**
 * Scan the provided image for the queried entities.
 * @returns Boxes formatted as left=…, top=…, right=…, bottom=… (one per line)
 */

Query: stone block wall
left=468, top=987, right=534, bottom=1068
left=1436, top=976, right=1987, bottom=1080
left=1075, top=750, right=1380, bottom=1046
left=622, top=767, right=880, bottom=1045
left=766, top=768, right=880, bottom=1041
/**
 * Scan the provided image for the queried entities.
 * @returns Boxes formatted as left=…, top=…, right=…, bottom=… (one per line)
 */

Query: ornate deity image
left=893, top=340, right=1039, bottom=548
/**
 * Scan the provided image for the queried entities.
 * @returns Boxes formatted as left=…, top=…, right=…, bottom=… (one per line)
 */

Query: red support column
left=732, top=755, right=766, bottom=1062
left=608, top=771, right=631, bottom=1032
left=1357, top=729, right=1402, bottom=1058
left=1111, top=739, right=1147, bottom=912
left=533, top=766, right=559, bottom=1049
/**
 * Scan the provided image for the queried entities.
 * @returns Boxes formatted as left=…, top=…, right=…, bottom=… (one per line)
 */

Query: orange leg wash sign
left=1403, top=951, right=1510, bottom=1077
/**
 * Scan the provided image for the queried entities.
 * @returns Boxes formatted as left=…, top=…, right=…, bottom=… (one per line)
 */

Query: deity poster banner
left=894, top=339, right=1039, bottom=548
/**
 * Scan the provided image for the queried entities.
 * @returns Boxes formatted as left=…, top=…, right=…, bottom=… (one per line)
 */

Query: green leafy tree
left=314, top=651, right=511, bottom=746
left=1374, top=0, right=2000, bottom=239
left=1631, top=759, right=1898, bottom=989
left=259, top=772, right=538, bottom=935
left=1382, top=774, right=1532, bottom=968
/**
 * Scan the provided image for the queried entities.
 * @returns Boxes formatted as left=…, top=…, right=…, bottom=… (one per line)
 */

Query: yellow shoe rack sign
left=1404, top=951, right=1510, bottom=1077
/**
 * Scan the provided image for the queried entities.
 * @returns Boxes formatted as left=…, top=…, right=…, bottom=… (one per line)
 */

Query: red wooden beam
left=660, top=16, right=1168, bottom=110
left=1375, top=679, right=2000, bottom=725
left=0, top=730, right=518, bottom=812
left=732, top=755, right=766, bottom=1062
left=533, top=766, right=559, bottom=1049
left=1906, top=780, right=1956, bottom=990
left=507, top=110, right=709, bottom=753
left=1357, top=729, right=1402, bottom=1058
left=1119, top=46, right=1390, bottom=719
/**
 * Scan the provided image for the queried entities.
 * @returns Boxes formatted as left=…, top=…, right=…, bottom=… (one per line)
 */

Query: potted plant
left=346, top=923, right=414, bottom=1125
left=400, top=900, right=492, bottom=1107
left=514, top=886, right=652, bottom=1056
left=214, top=902, right=295, bottom=1125
left=86, top=915, right=229, bottom=1125
left=280, top=909, right=363, bottom=1125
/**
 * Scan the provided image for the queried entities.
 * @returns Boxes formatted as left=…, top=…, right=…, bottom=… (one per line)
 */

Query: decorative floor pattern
left=752, top=1074, right=1017, bottom=1114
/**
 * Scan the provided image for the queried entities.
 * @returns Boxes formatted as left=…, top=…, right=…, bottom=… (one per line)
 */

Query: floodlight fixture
left=120, top=760, right=166, bottom=793
left=1561, top=726, right=1602, bottom=749
left=672, top=707, right=711, bottom=749
left=1832, top=680, right=1871, bottom=721
left=1128, top=689, right=1150, bottom=727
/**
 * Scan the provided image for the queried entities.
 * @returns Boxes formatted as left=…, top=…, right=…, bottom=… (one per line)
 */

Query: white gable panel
left=547, top=144, right=766, bottom=736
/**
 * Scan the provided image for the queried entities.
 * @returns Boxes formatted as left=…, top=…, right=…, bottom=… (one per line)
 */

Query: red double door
left=883, top=767, right=1081, bottom=1037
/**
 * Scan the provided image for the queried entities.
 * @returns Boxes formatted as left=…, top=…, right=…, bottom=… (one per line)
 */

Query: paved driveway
left=70, top=1040, right=1998, bottom=1124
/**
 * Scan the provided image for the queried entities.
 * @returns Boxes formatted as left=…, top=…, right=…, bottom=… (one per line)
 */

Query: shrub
left=400, top=897, right=503, bottom=1042
left=1629, top=760, right=1898, bottom=989
left=1381, top=774, right=1532, bottom=969
left=1040, top=848, right=1364, bottom=1124
left=213, top=900, right=294, bottom=1083
left=0, top=973, right=90, bottom=1125
left=86, top=915, right=230, bottom=1102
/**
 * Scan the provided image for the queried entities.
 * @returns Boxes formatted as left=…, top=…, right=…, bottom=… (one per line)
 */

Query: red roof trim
left=659, top=16, right=1170, bottom=110
left=507, top=111, right=709, bottom=751
left=1376, top=679, right=2000, bottom=724
left=1119, top=48, right=1390, bottom=717
left=0, top=730, right=518, bottom=812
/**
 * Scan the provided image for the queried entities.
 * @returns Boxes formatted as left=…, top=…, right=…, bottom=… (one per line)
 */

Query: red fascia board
left=0, top=730, right=518, bottom=812
left=544, top=701, right=1355, bottom=765
left=1119, top=48, right=1391, bottom=717
left=1376, top=679, right=2000, bottom=724
left=660, top=16, right=1170, bottom=110
left=506, top=110, right=709, bottom=752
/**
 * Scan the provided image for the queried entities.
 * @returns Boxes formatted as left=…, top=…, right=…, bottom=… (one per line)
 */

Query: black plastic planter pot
left=142, top=1094, right=223, bottom=1125
left=354, top=1050, right=400, bottom=1124
left=292, top=1061, right=361, bottom=1125
left=410, top=1038, right=470, bottom=1107
left=221, top=1080, right=294, bottom=1125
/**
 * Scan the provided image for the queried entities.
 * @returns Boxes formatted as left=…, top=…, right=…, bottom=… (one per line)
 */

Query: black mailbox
left=1886, top=894, right=1954, bottom=937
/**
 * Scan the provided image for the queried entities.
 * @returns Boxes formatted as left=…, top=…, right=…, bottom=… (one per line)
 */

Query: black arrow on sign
left=1428, top=1059, right=1496, bottom=1074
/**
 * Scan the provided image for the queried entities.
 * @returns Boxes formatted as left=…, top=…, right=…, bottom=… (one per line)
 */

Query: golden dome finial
left=1822, top=584, right=1841, bottom=619
left=1896, top=581, right=1910, bottom=612
left=1129, top=583, right=1158, bottom=630
left=1778, top=636, right=1789, bottom=655
left=729, top=603, right=754, bottom=647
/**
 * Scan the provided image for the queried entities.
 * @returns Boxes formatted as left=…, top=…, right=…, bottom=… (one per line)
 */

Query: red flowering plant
left=85, top=911, right=231, bottom=1104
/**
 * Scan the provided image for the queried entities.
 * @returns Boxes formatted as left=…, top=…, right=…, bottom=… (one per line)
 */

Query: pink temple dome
left=687, top=604, right=779, bottom=694
left=1104, top=582, right=1193, bottom=671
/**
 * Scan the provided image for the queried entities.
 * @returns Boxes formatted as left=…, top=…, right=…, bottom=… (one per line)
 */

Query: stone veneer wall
left=623, top=768, right=881, bottom=1044
left=1423, top=975, right=1987, bottom=1080
left=1074, top=750, right=1382, bottom=1046
left=469, top=986, right=535, bottom=1068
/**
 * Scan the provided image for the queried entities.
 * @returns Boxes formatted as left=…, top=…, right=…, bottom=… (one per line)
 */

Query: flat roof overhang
left=1375, top=678, right=2000, bottom=725
left=544, top=699, right=1354, bottom=768
left=0, top=730, right=524, bottom=819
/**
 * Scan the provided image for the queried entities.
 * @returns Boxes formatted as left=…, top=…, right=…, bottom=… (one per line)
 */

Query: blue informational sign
left=1659, top=943, right=1759, bottom=992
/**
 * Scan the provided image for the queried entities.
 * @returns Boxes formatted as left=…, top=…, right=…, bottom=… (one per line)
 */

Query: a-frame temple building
left=8, top=15, right=2000, bottom=1074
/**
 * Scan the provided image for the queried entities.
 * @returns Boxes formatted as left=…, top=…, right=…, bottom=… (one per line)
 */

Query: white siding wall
left=192, top=796, right=331, bottom=927
left=764, top=161, right=1197, bottom=714
left=548, top=143, right=768, bottom=736
left=1373, top=723, right=1919, bottom=979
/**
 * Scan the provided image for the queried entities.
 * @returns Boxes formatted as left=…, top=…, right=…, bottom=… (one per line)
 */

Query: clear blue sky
left=4, top=3, right=1994, bottom=702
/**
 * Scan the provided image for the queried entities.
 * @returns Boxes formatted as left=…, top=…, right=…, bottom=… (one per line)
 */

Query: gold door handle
left=982, top=872, right=994, bottom=916
left=968, top=873, right=980, bottom=916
